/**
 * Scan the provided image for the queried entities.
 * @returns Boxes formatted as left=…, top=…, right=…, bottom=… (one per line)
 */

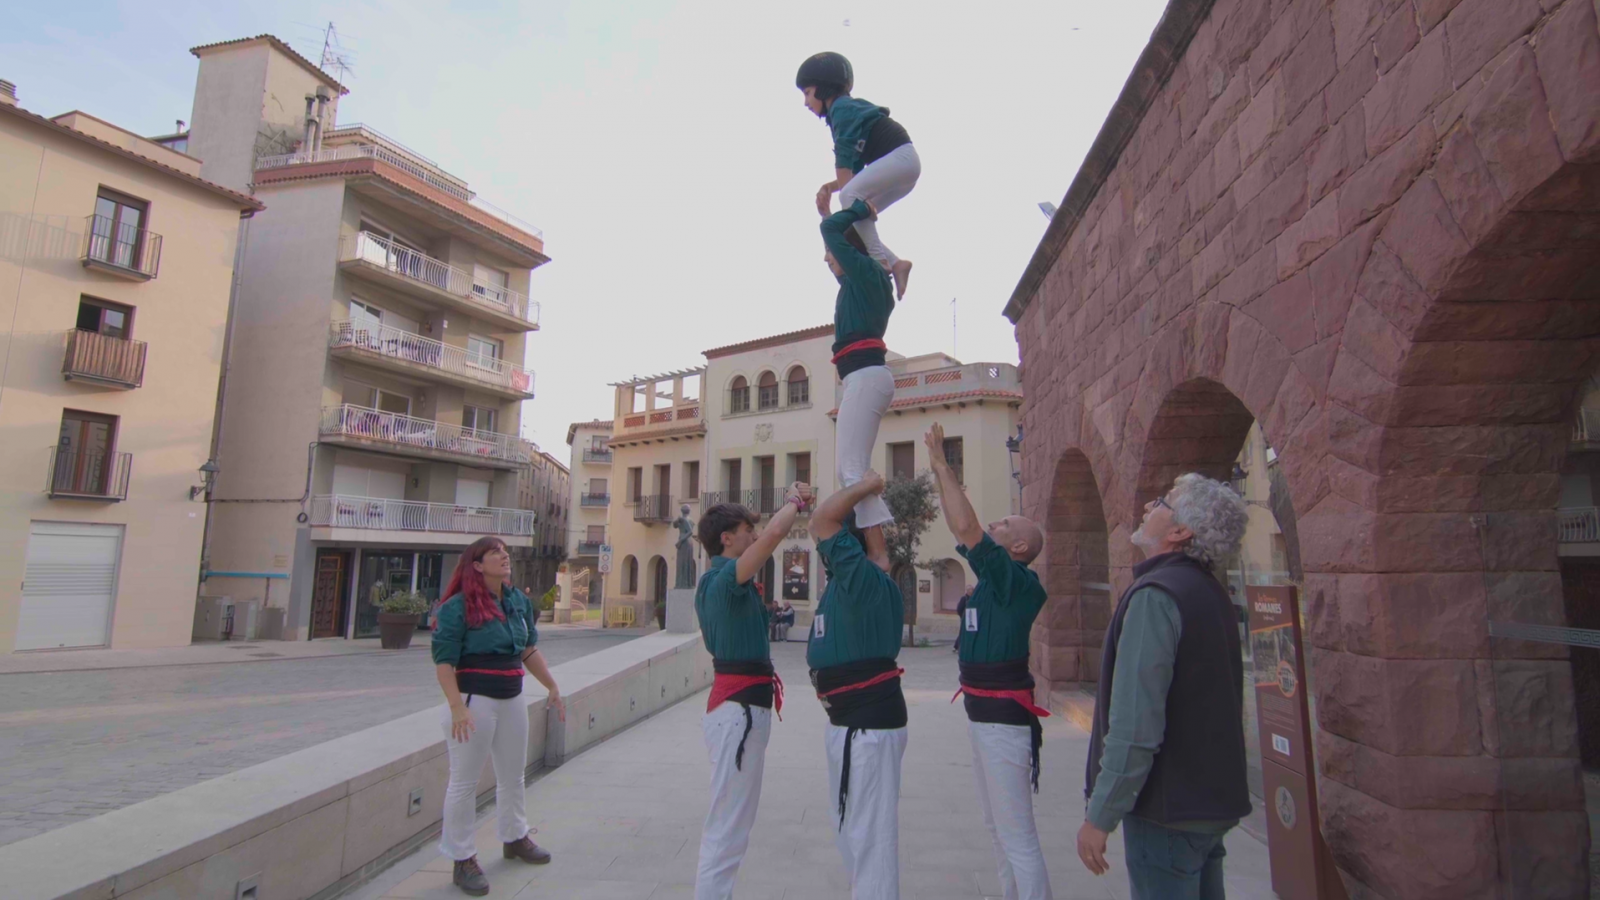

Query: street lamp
left=190, top=459, right=219, bottom=501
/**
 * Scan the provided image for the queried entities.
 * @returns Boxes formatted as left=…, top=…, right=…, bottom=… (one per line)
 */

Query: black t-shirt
left=860, top=115, right=911, bottom=167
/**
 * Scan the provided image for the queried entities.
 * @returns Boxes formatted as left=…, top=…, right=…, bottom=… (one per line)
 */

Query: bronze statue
left=672, top=503, right=698, bottom=589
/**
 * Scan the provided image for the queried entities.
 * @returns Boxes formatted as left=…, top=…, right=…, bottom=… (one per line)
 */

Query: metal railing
left=787, top=379, right=810, bottom=406
left=341, top=232, right=539, bottom=327
left=82, top=214, right=161, bottom=278
left=1575, top=408, right=1596, bottom=443
left=63, top=330, right=146, bottom=388
left=47, top=448, right=132, bottom=500
left=256, top=142, right=543, bottom=238
left=580, top=492, right=610, bottom=507
left=308, top=494, right=535, bottom=536
left=700, top=488, right=817, bottom=515
left=577, top=540, right=604, bottom=555
left=632, top=494, right=675, bottom=523
left=582, top=448, right=613, bottom=463
left=1559, top=507, right=1600, bottom=543
left=328, top=321, right=534, bottom=396
left=727, top=388, right=750, bottom=414
left=318, top=405, right=530, bottom=464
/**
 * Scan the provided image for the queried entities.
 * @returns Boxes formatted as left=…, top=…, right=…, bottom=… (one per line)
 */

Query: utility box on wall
left=193, top=596, right=233, bottom=641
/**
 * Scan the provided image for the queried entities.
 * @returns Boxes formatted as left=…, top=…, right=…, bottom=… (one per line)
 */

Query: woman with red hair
left=432, top=537, right=566, bottom=896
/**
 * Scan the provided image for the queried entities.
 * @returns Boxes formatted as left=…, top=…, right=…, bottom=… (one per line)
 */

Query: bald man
left=926, top=424, right=1053, bottom=900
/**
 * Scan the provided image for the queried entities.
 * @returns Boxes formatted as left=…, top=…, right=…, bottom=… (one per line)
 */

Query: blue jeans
left=1122, top=815, right=1229, bottom=900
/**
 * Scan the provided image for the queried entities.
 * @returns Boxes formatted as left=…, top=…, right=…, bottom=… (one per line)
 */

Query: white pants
left=825, top=724, right=907, bottom=899
left=969, top=722, right=1053, bottom=900
left=695, top=702, right=773, bottom=900
left=438, top=695, right=530, bottom=861
left=837, top=143, right=921, bottom=268
left=837, top=366, right=896, bottom=528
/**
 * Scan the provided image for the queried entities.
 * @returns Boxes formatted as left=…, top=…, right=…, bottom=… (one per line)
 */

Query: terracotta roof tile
left=703, top=325, right=833, bottom=359
left=826, top=388, right=1023, bottom=417
left=190, top=35, right=349, bottom=95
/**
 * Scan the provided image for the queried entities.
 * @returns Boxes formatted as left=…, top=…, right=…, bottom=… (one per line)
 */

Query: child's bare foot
left=891, top=260, right=912, bottom=300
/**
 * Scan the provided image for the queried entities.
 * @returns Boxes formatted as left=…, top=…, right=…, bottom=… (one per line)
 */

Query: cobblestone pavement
left=0, top=631, right=637, bottom=847
left=354, top=642, right=1274, bottom=900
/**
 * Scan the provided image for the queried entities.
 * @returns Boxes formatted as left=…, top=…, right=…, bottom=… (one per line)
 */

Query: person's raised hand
left=816, top=183, right=833, bottom=216
left=865, top=199, right=879, bottom=219
left=1076, top=821, right=1110, bottom=875
left=860, top=469, right=885, bottom=496
left=924, top=423, right=946, bottom=461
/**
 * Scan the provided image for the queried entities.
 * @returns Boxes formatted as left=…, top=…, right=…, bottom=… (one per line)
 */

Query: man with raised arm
left=925, top=423, right=1053, bottom=900
left=693, top=483, right=812, bottom=900
left=806, top=469, right=906, bottom=899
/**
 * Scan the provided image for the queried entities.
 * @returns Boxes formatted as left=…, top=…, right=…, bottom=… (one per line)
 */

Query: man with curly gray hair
left=1077, top=473, right=1252, bottom=899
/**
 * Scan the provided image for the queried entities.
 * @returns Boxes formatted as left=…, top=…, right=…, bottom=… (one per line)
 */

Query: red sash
left=951, top=684, right=1052, bottom=718
left=830, top=338, right=888, bottom=364
left=708, top=670, right=784, bottom=719
left=818, top=667, right=905, bottom=698
left=456, top=669, right=524, bottom=677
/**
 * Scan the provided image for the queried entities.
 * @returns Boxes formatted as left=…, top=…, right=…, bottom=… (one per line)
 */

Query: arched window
left=729, top=376, right=750, bottom=414
left=786, top=365, right=810, bottom=406
left=623, top=555, right=638, bottom=594
left=757, top=371, right=779, bottom=410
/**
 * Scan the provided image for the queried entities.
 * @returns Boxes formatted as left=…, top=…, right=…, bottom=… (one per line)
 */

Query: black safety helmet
left=796, top=52, right=853, bottom=100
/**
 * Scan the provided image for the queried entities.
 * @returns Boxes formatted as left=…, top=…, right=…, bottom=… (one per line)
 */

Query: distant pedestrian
left=432, top=537, right=567, bottom=896
left=1078, top=475, right=1252, bottom=899
left=927, top=423, right=1053, bottom=900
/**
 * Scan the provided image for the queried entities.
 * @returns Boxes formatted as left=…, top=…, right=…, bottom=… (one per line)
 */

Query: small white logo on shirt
left=1272, top=734, right=1291, bottom=756
left=813, top=614, right=825, bottom=638
left=965, top=608, right=979, bottom=632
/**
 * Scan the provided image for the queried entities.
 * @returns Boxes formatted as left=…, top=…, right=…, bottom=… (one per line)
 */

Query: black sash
left=810, top=658, right=906, bottom=829
left=960, top=658, right=1043, bottom=792
left=713, top=659, right=775, bottom=771
left=456, top=653, right=523, bottom=700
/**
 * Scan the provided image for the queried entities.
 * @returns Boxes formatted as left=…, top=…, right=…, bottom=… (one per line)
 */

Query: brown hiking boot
left=453, top=856, right=489, bottom=896
left=503, top=834, right=552, bottom=864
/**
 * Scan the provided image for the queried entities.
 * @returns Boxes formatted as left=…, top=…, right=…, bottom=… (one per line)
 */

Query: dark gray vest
left=1085, top=552, right=1252, bottom=824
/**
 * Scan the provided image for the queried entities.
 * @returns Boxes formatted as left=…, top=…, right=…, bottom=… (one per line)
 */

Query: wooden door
left=311, top=551, right=348, bottom=639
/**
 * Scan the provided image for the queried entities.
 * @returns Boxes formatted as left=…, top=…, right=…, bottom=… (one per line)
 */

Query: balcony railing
left=787, top=380, right=810, bottom=406
left=580, top=492, right=610, bottom=507
left=63, top=330, right=146, bottom=388
left=329, top=321, right=534, bottom=397
left=308, top=494, right=535, bottom=536
left=838, top=362, right=1021, bottom=406
left=582, top=448, right=613, bottom=463
left=632, top=494, right=675, bottom=523
left=47, top=448, right=132, bottom=501
left=82, top=214, right=161, bottom=279
left=700, top=488, right=818, bottom=515
left=577, top=540, right=604, bottom=555
left=1560, top=507, right=1600, bottom=543
left=319, top=405, right=530, bottom=465
left=256, top=141, right=543, bottom=238
left=341, top=232, right=540, bottom=328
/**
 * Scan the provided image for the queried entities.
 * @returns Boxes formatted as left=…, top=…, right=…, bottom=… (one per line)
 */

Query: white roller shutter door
left=14, top=522, right=123, bottom=651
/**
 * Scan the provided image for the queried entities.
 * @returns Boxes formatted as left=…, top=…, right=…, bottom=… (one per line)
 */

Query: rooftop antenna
left=951, top=297, right=958, bottom=361
left=318, top=22, right=353, bottom=84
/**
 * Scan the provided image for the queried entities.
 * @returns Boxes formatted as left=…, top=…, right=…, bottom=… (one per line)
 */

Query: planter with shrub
left=374, top=586, right=430, bottom=649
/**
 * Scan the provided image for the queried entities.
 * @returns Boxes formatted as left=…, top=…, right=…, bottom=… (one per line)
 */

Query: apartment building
left=565, top=419, right=613, bottom=610
left=601, top=371, right=706, bottom=627
left=702, top=326, right=836, bottom=609
left=849, top=353, right=1023, bottom=636
left=0, top=83, right=261, bottom=653
left=186, top=36, right=550, bottom=640
left=511, top=450, right=569, bottom=596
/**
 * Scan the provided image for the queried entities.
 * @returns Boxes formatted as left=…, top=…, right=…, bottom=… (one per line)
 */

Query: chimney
left=0, top=80, right=16, bottom=107
left=176, top=119, right=186, bottom=133
left=313, top=86, right=331, bottom=151
left=302, top=94, right=316, bottom=154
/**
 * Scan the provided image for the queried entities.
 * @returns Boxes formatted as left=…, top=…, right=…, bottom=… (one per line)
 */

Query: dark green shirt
left=821, top=200, right=894, bottom=354
left=430, top=586, right=537, bottom=666
left=956, top=534, right=1048, bottom=664
left=826, top=96, right=888, bottom=173
left=806, top=529, right=903, bottom=669
left=696, top=555, right=771, bottom=662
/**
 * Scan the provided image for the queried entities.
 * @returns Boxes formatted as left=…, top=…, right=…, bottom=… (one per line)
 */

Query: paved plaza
left=355, top=642, right=1274, bottom=900
left=0, top=628, right=640, bottom=847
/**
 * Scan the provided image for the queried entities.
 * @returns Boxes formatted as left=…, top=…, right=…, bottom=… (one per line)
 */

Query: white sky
left=4, top=0, right=1169, bottom=452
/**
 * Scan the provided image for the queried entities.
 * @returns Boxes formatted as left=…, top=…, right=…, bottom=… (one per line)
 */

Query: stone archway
left=1032, top=449, right=1112, bottom=696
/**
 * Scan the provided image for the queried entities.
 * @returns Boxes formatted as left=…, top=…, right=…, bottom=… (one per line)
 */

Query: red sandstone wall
left=1013, top=0, right=1600, bottom=895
